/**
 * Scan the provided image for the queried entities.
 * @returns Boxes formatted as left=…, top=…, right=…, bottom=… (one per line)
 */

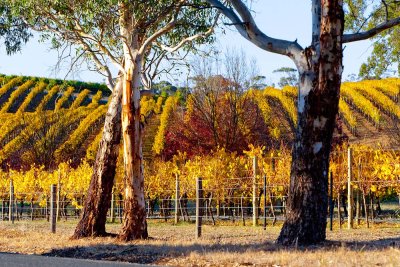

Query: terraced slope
left=0, top=74, right=398, bottom=170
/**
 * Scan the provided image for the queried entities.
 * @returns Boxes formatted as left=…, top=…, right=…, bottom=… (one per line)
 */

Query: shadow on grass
left=41, top=235, right=400, bottom=265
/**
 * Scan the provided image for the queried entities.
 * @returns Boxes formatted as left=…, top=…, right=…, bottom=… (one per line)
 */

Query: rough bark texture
left=205, top=0, right=400, bottom=247
left=118, top=56, right=148, bottom=241
left=277, top=0, right=344, bottom=246
left=72, top=80, right=122, bottom=239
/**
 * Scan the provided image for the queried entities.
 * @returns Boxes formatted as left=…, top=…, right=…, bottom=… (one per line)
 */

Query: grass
left=0, top=219, right=400, bottom=266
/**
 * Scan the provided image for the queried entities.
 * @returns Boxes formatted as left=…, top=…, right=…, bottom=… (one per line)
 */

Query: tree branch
left=73, top=19, right=124, bottom=73
left=74, top=37, right=115, bottom=89
left=343, top=16, right=400, bottom=43
left=381, top=0, right=389, bottom=22
left=157, top=13, right=220, bottom=53
left=138, top=5, right=183, bottom=55
left=138, top=17, right=177, bottom=55
left=27, top=17, right=116, bottom=90
left=205, top=0, right=304, bottom=68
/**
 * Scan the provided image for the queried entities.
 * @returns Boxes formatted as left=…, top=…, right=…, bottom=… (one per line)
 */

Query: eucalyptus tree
left=0, top=3, right=31, bottom=55
left=8, top=0, right=217, bottom=241
left=205, top=0, right=400, bottom=245
left=344, top=0, right=400, bottom=78
left=273, top=67, right=298, bottom=87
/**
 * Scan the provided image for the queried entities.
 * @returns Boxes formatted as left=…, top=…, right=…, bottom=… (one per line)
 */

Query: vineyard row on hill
left=0, top=74, right=110, bottom=96
left=0, top=76, right=398, bottom=170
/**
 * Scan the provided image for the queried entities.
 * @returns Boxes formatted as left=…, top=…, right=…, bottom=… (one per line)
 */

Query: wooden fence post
left=56, top=170, right=61, bottom=221
left=263, top=174, right=267, bottom=230
left=356, top=162, right=361, bottom=225
left=253, top=156, right=258, bottom=227
left=50, top=184, right=57, bottom=233
left=240, top=195, right=245, bottom=226
left=175, top=173, right=179, bottom=224
left=195, top=177, right=203, bottom=238
left=1, top=199, right=4, bottom=221
left=110, top=187, right=115, bottom=223
left=347, top=147, right=353, bottom=229
left=9, top=180, right=14, bottom=224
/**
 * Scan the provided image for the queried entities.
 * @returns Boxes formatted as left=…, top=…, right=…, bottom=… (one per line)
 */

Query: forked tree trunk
left=72, top=79, right=122, bottom=239
left=277, top=1, right=344, bottom=245
left=118, top=53, right=148, bottom=241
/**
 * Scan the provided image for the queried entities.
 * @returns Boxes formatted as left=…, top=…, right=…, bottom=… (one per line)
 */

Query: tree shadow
left=321, top=236, right=400, bottom=251
left=41, top=235, right=400, bottom=265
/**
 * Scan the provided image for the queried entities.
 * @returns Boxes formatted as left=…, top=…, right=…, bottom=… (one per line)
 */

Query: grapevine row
left=364, top=79, right=399, bottom=101
left=70, top=89, right=91, bottom=109
left=0, top=79, right=35, bottom=113
left=354, top=81, right=400, bottom=120
left=245, top=89, right=283, bottom=139
left=264, top=87, right=297, bottom=126
left=0, top=114, right=28, bottom=146
left=341, top=83, right=382, bottom=126
left=153, top=96, right=178, bottom=155
left=16, top=81, right=47, bottom=114
left=54, top=86, right=75, bottom=111
left=36, top=85, right=60, bottom=111
left=0, top=77, right=24, bottom=98
left=338, top=98, right=357, bottom=132
left=0, top=112, right=58, bottom=163
left=55, top=104, right=107, bottom=162
left=0, top=107, right=92, bottom=164
left=87, top=90, right=103, bottom=109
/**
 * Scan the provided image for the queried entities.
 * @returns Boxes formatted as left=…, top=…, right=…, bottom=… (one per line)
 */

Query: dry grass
left=0, top=220, right=400, bottom=266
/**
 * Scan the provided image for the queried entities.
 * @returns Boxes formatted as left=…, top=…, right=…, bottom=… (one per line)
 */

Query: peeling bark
left=118, top=53, right=148, bottom=241
left=72, top=79, right=122, bottom=239
left=114, top=2, right=148, bottom=241
left=277, top=0, right=344, bottom=245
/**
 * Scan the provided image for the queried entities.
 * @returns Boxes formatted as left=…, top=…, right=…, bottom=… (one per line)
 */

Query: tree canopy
left=273, top=67, right=298, bottom=87
left=0, top=3, right=31, bottom=55
left=344, top=0, right=400, bottom=78
left=7, top=0, right=217, bottom=87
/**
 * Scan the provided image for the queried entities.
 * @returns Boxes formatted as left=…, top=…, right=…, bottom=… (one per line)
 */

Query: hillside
left=270, top=79, right=400, bottom=148
left=0, top=74, right=164, bottom=170
left=0, top=74, right=398, bottom=170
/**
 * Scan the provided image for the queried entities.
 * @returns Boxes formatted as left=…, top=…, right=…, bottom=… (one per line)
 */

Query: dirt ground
left=0, top=220, right=400, bottom=266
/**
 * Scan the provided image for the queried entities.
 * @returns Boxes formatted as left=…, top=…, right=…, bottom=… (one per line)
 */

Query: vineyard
left=0, top=145, right=398, bottom=225
left=1, top=0, right=399, bottom=265
left=0, top=74, right=398, bottom=225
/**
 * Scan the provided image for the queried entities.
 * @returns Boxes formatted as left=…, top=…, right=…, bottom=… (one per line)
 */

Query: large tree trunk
left=277, top=0, right=344, bottom=245
left=116, top=3, right=148, bottom=240
left=72, top=79, right=122, bottom=239
left=118, top=53, right=148, bottom=241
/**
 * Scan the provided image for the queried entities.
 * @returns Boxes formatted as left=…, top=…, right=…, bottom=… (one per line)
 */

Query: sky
left=0, top=1, right=375, bottom=86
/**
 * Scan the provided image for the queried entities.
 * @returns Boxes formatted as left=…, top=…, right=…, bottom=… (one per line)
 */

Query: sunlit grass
left=0, top=219, right=399, bottom=266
